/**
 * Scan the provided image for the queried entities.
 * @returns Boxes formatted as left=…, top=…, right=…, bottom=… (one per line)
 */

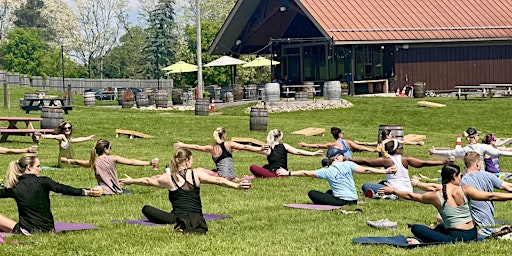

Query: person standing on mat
left=298, top=127, right=378, bottom=166
left=119, top=148, right=251, bottom=234
left=173, top=126, right=265, bottom=180
left=63, top=139, right=157, bottom=195
left=379, top=162, right=512, bottom=245
left=0, top=146, right=38, bottom=154
left=276, top=149, right=396, bottom=206
left=36, top=121, right=95, bottom=168
left=0, top=154, right=101, bottom=234
left=249, top=129, right=323, bottom=178
left=429, top=127, right=512, bottom=172
left=352, top=140, right=447, bottom=198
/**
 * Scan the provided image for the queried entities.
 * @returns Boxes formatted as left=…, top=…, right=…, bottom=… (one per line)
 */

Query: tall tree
left=13, top=0, right=54, bottom=41
left=40, top=0, right=78, bottom=47
left=102, top=26, right=147, bottom=79
left=143, top=0, right=177, bottom=80
left=2, top=27, right=46, bottom=75
left=71, top=0, right=127, bottom=78
left=0, top=0, right=25, bottom=41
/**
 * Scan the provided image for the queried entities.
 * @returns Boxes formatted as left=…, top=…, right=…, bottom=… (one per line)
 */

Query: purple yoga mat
left=283, top=204, right=343, bottom=210
left=54, top=222, right=100, bottom=233
left=111, top=214, right=231, bottom=226
left=0, top=235, right=4, bottom=244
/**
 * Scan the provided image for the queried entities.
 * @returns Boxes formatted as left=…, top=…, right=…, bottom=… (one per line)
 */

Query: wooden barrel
left=116, top=89, right=127, bottom=105
left=224, top=92, right=234, bottom=103
left=323, top=81, right=342, bottom=100
left=195, top=98, right=210, bottom=116
left=121, top=101, right=134, bottom=109
left=413, top=82, right=426, bottom=98
left=233, top=84, right=243, bottom=100
left=41, top=106, right=64, bottom=133
left=154, top=89, right=168, bottom=108
left=378, top=124, right=404, bottom=154
left=83, top=92, right=96, bottom=106
left=295, top=91, right=308, bottom=101
left=135, top=92, right=149, bottom=108
left=171, top=88, right=183, bottom=105
left=23, top=92, right=38, bottom=107
left=264, top=83, right=280, bottom=102
left=144, top=88, right=154, bottom=105
left=250, top=107, right=268, bottom=131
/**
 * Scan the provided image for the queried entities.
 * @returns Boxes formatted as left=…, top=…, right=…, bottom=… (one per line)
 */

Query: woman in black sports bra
left=120, top=148, right=252, bottom=234
left=174, top=126, right=265, bottom=180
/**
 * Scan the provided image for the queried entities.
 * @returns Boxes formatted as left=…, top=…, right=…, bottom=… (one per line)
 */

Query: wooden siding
left=394, top=45, right=512, bottom=91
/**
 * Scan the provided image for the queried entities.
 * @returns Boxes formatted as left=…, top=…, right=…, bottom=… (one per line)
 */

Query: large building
left=209, top=0, right=512, bottom=94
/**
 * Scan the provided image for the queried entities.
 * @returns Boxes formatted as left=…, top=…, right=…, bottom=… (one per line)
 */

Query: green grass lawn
left=1, top=87, right=512, bottom=255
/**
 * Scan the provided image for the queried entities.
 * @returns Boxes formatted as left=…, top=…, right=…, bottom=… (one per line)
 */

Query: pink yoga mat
left=54, top=222, right=99, bottom=233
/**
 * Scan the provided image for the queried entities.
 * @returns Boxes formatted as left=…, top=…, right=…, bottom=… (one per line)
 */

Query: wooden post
left=67, top=84, right=72, bottom=106
left=3, top=83, right=10, bottom=109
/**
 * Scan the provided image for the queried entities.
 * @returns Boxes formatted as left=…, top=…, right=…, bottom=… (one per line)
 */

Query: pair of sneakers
left=364, top=190, right=398, bottom=200
left=366, top=219, right=398, bottom=229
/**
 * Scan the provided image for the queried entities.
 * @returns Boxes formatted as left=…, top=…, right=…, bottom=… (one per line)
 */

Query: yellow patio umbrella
left=165, top=66, right=198, bottom=74
left=162, top=61, right=198, bottom=72
left=242, top=57, right=280, bottom=67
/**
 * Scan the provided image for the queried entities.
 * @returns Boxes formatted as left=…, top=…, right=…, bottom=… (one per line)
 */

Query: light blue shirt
left=461, top=171, right=503, bottom=227
left=315, top=161, right=357, bottom=201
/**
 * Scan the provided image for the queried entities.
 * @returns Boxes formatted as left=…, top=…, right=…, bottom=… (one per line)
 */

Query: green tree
left=102, top=26, right=147, bottom=79
left=2, top=27, right=46, bottom=75
left=14, top=0, right=53, bottom=40
left=41, top=46, right=88, bottom=78
left=143, top=0, right=177, bottom=81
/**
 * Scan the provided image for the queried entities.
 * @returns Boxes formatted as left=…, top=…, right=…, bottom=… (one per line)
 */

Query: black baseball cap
left=465, top=127, right=481, bottom=137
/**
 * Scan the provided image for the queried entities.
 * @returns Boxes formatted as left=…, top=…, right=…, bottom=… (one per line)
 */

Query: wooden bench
left=115, top=129, right=154, bottom=139
left=480, top=84, right=512, bottom=97
left=454, top=85, right=494, bottom=100
left=0, top=128, right=54, bottom=143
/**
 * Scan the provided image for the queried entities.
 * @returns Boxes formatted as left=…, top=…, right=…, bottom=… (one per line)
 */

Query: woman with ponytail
left=249, top=129, right=323, bottom=178
left=174, top=127, right=265, bottom=180
left=120, top=148, right=252, bottom=234
left=0, top=154, right=101, bottom=234
left=73, top=139, right=157, bottom=195
left=378, top=162, right=512, bottom=245
left=481, top=133, right=512, bottom=176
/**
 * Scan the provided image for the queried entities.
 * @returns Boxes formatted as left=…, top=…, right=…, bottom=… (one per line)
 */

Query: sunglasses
left=63, top=126, right=72, bottom=130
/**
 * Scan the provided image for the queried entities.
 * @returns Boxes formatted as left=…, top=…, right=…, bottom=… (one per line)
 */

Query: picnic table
left=22, top=97, right=73, bottom=114
left=454, top=85, right=495, bottom=100
left=480, top=83, right=512, bottom=97
left=0, top=116, right=54, bottom=143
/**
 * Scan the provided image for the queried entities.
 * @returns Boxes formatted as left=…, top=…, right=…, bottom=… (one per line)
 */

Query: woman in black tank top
left=120, top=148, right=252, bottom=234
left=250, top=129, right=323, bottom=178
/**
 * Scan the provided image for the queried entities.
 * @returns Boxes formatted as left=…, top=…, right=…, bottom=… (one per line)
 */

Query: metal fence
left=0, top=71, right=174, bottom=94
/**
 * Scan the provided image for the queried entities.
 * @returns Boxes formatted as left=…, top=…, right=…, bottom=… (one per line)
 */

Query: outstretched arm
left=298, top=141, right=337, bottom=149
left=284, top=143, right=323, bottom=156
left=463, top=185, right=512, bottom=201
left=196, top=171, right=251, bottom=189
left=483, top=144, right=512, bottom=157
left=406, top=156, right=447, bottom=168
left=379, top=184, right=437, bottom=205
left=37, top=133, right=65, bottom=141
left=276, top=168, right=317, bottom=178
left=114, top=155, right=153, bottom=166
left=120, top=174, right=170, bottom=189
left=228, top=141, right=267, bottom=155
left=173, top=141, right=214, bottom=154
left=60, top=157, right=91, bottom=167
left=0, top=146, right=37, bottom=154
left=353, top=140, right=379, bottom=146
left=353, top=164, right=396, bottom=175
left=411, top=177, right=441, bottom=191
left=429, top=147, right=465, bottom=158
left=70, top=135, right=96, bottom=143
left=350, top=157, right=391, bottom=168
left=345, top=139, right=379, bottom=153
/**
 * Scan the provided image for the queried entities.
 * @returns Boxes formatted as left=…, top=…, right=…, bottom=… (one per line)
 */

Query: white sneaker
left=366, top=219, right=398, bottom=229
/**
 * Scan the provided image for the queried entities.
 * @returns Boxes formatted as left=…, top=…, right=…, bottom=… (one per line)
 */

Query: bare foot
left=406, top=238, right=420, bottom=245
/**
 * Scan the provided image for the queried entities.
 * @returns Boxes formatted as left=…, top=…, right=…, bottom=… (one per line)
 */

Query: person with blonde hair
left=0, top=154, right=101, bottom=234
left=120, top=148, right=251, bottom=234
left=35, top=121, right=95, bottom=168
left=0, top=146, right=38, bottom=154
left=63, top=139, right=157, bottom=195
left=174, top=126, right=265, bottom=179
left=249, top=129, right=323, bottom=178
left=379, top=162, right=512, bottom=244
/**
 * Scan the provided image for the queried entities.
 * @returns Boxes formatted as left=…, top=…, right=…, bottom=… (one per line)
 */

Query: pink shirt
left=94, top=155, right=122, bottom=195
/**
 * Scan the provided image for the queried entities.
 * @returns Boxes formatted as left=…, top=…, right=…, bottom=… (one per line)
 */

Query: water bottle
left=165, top=164, right=171, bottom=175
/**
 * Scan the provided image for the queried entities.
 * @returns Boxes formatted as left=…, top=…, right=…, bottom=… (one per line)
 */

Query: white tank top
left=386, top=155, right=413, bottom=192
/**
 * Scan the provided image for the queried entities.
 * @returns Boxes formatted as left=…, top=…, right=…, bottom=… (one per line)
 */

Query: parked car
left=95, top=89, right=115, bottom=101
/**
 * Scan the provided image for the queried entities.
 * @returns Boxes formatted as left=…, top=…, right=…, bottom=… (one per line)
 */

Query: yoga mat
left=352, top=235, right=446, bottom=248
left=233, top=175, right=255, bottom=182
left=283, top=201, right=365, bottom=210
left=0, top=235, right=4, bottom=244
left=111, top=214, right=231, bottom=226
left=54, top=222, right=99, bottom=233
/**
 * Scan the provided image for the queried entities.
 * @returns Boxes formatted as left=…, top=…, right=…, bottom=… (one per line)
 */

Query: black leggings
left=308, top=190, right=358, bottom=206
left=411, top=224, right=477, bottom=243
left=142, top=205, right=177, bottom=224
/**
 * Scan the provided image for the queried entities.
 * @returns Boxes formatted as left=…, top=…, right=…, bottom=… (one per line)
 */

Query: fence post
left=4, top=83, right=10, bottom=109
left=67, top=84, right=72, bottom=106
